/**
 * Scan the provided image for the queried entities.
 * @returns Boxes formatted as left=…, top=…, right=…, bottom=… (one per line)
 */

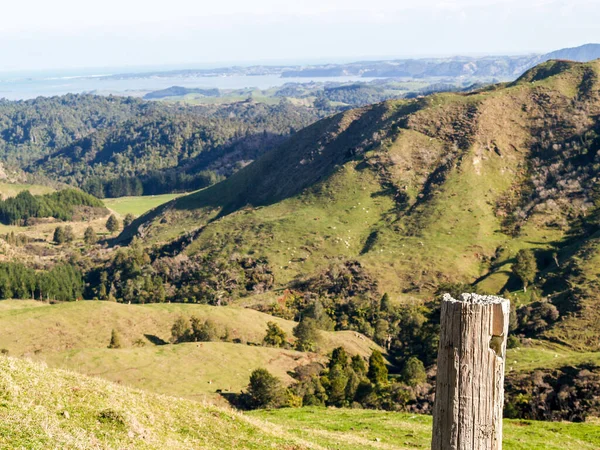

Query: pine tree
left=53, top=226, right=66, bottom=244
left=108, top=328, right=123, bottom=349
left=106, top=214, right=120, bottom=234
left=84, top=226, right=97, bottom=245
left=367, top=350, right=388, bottom=385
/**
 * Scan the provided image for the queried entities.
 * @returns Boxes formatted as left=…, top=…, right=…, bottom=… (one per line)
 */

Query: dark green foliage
left=286, top=348, right=429, bottom=411
left=84, top=226, right=97, bottom=245
left=64, top=225, right=74, bottom=243
left=170, top=316, right=190, bottom=344
left=513, top=249, right=537, bottom=292
left=26, top=99, right=320, bottom=197
left=319, top=84, right=396, bottom=107
left=53, top=226, right=66, bottom=245
left=263, top=322, right=287, bottom=348
left=0, top=262, right=83, bottom=301
left=247, top=368, right=285, bottom=409
left=106, top=215, right=120, bottom=234
left=0, top=94, right=153, bottom=164
left=367, top=350, right=388, bottom=386
left=87, top=248, right=273, bottom=305
left=0, top=189, right=105, bottom=226
left=293, top=317, right=320, bottom=352
left=107, top=329, right=123, bottom=349
left=504, top=364, right=600, bottom=421
left=190, top=317, right=220, bottom=342
left=123, top=213, right=135, bottom=228
left=401, top=357, right=427, bottom=386
left=380, top=293, right=391, bottom=312
left=516, top=301, right=560, bottom=335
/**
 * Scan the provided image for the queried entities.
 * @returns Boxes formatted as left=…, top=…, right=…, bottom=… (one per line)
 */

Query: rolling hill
left=2, top=355, right=599, bottom=449
left=123, top=59, right=600, bottom=349
left=0, top=300, right=380, bottom=400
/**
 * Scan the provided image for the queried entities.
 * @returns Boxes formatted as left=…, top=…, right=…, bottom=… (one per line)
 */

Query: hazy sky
left=1, top=0, right=598, bottom=71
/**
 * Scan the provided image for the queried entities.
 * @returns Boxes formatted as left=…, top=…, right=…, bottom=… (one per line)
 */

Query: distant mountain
left=540, top=43, right=600, bottom=63
left=280, top=44, right=600, bottom=79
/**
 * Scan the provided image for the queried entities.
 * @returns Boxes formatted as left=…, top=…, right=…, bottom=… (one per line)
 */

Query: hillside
left=28, top=100, right=320, bottom=198
left=123, top=59, right=600, bottom=349
left=0, top=300, right=380, bottom=400
left=0, top=356, right=316, bottom=449
left=1, top=356, right=599, bottom=449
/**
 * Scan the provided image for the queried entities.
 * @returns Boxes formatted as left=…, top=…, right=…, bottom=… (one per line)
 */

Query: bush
left=263, top=321, right=287, bottom=347
left=170, top=316, right=191, bottom=343
left=367, top=350, right=388, bottom=385
left=106, top=214, right=120, bottom=234
left=123, top=213, right=135, bottom=228
left=190, top=317, right=220, bottom=342
left=84, top=226, right=97, bottom=245
left=107, top=329, right=123, bottom=349
left=293, top=317, right=321, bottom=352
left=401, top=356, right=427, bottom=386
left=247, top=368, right=285, bottom=409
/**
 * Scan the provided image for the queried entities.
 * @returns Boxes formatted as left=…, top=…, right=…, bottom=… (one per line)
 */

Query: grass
left=507, top=340, right=600, bottom=373
left=0, top=356, right=320, bottom=449
left=0, top=181, right=55, bottom=199
left=250, top=407, right=600, bottom=450
left=0, top=300, right=380, bottom=401
left=2, top=356, right=600, bottom=449
left=103, top=193, right=183, bottom=216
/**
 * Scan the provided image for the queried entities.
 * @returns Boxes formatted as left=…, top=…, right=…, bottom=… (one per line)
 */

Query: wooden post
left=431, top=293, right=510, bottom=450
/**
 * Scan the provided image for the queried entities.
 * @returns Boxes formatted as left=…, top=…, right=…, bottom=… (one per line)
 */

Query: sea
left=0, top=67, right=373, bottom=100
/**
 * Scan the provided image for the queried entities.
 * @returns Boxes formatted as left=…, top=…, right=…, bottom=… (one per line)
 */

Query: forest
left=0, top=188, right=106, bottom=225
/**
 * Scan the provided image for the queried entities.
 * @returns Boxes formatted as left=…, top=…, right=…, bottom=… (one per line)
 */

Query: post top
left=442, top=292, right=509, bottom=305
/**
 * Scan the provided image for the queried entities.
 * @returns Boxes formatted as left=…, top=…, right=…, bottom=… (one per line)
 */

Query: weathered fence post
left=431, top=293, right=510, bottom=450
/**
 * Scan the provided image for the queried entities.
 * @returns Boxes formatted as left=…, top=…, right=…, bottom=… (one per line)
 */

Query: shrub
left=293, top=317, right=320, bottom=352
left=53, top=226, right=66, bottom=244
left=247, top=368, right=285, bottom=409
left=401, top=356, right=427, bottom=386
left=84, top=226, right=97, bottom=245
left=106, top=214, right=120, bottom=234
left=512, top=249, right=537, bottom=292
left=190, top=317, right=220, bottom=342
left=107, top=329, right=123, bottom=349
left=263, top=321, right=287, bottom=347
left=170, top=316, right=191, bottom=343
left=367, top=350, right=388, bottom=385
left=123, top=213, right=135, bottom=228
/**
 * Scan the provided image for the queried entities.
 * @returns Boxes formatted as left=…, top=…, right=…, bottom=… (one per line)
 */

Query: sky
left=1, top=0, right=599, bottom=72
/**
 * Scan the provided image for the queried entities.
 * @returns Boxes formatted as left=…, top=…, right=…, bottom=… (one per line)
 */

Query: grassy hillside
left=251, top=407, right=600, bottom=450
left=0, top=181, right=55, bottom=199
left=122, top=59, right=600, bottom=349
left=0, top=300, right=380, bottom=400
left=103, top=193, right=183, bottom=216
left=2, top=355, right=599, bottom=449
left=0, top=356, right=318, bottom=449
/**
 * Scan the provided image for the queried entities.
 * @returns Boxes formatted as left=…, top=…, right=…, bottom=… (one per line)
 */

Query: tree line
left=0, top=189, right=105, bottom=225
left=0, top=262, right=83, bottom=301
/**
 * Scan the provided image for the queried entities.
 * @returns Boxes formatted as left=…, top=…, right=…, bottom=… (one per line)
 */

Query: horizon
left=0, top=43, right=595, bottom=79
left=2, top=0, right=599, bottom=72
